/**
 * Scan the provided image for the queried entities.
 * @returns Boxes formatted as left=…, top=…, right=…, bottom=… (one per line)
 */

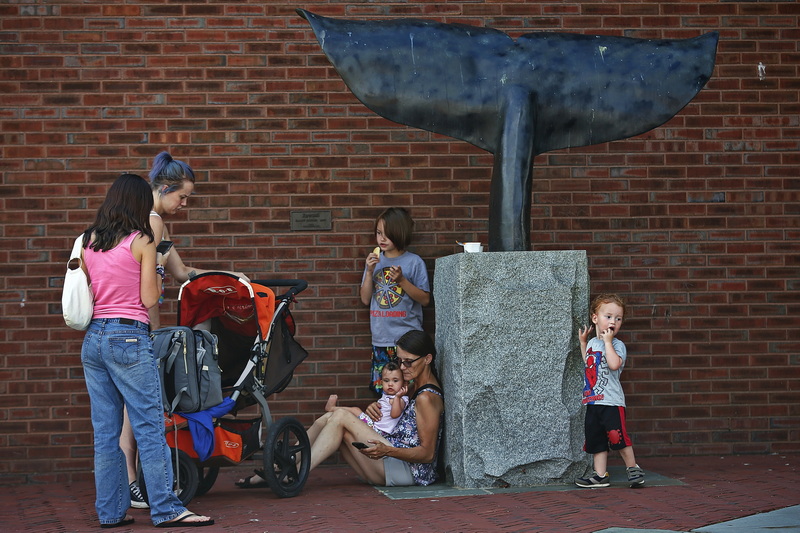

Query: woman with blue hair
left=147, top=151, right=250, bottom=329
left=123, top=151, right=249, bottom=510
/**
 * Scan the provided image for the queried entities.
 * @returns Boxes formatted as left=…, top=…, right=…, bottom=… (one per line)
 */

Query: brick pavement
left=3, top=454, right=797, bottom=532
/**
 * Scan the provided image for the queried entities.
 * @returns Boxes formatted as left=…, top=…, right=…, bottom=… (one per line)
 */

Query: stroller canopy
left=177, top=273, right=275, bottom=339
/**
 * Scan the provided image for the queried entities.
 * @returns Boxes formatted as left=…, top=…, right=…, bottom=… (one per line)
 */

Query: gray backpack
left=152, top=326, right=224, bottom=414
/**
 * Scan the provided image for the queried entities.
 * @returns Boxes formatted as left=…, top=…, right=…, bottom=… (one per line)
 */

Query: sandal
left=234, top=469, right=269, bottom=489
left=101, top=516, right=134, bottom=529
left=156, top=512, right=214, bottom=528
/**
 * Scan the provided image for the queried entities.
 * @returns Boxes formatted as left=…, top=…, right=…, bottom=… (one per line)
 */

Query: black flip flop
left=234, top=469, right=269, bottom=489
left=101, top=516, right=134, bottom=529
left=156, top=512, right=215, bottom=528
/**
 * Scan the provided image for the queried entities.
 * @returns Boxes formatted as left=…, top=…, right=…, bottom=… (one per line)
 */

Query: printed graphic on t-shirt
left=582, top=348, right=608, bottom=404
left=372, top=267, right=406, bottom=311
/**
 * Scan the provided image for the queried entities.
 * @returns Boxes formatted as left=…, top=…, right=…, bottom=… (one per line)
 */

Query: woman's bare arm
left=363, top=390, right=442, bottom=464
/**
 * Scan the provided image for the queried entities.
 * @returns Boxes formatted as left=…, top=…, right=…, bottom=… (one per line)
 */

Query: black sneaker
left=575, top=472, right=610, bottom=488
left=129, top=481, right=149, bottom=509
left=626, top=465, right=645, bottom=487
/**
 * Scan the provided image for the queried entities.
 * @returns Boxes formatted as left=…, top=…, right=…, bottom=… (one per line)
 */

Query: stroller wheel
left=262, top=417, right=310, bottom=498
left=195, top=466, right=220, bottom=497
left=138, top=449, right=199, bottom=506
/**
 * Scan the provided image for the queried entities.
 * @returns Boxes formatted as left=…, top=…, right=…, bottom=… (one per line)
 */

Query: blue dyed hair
left=148, top=151, right=196, bottom=194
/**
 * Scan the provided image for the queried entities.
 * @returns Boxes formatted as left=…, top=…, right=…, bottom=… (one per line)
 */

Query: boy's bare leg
left=619, top=446, right=637, bottom=468
left=592, top=450, right=609, bottom=476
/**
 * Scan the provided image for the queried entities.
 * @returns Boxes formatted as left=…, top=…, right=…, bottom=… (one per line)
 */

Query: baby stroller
left=139, top=273, right=311, bottom=503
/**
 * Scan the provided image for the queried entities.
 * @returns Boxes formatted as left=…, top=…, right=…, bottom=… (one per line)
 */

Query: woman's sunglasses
left=397, top=355, right=424, bottom=368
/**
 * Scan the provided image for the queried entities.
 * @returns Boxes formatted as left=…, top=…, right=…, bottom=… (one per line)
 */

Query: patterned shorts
left=370, top=345, right=397, bottom=395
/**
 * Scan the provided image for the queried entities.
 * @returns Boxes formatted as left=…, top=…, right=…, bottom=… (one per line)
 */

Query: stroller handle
left=253, top=278, right=308, bottom=299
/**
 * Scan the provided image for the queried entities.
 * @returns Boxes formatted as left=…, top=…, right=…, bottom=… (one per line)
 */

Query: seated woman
left=237, top=329, right=444, bottom=487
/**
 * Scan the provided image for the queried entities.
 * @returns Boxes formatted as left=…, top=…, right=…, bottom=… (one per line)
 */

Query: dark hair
left=148, top=151, right=195, bottom=194
left=84, top=173, right=154, bottom=251
left=381, top=361, right=403, bottom=379
left=395, top=329, right=436, bottom=360
left=375, top=207, right=414, bottom=252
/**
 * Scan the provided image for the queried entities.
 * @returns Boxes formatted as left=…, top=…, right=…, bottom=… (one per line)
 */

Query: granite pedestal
left=433, top=251, right=589, bottom=488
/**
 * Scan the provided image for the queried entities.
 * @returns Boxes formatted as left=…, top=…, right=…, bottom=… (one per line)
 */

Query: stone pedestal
left=433, top=251, right=589, bottom=488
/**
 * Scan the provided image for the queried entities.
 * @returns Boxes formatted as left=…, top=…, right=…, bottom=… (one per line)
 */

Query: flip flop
left=101, top=516, right=134, bottom=529
left=156, top=512, right=215, bottom=528
left=234, top=469, right=269, bottom=489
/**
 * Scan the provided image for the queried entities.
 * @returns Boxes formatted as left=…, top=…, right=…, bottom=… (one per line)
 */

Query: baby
left=325, top=361, right=408, bottom=436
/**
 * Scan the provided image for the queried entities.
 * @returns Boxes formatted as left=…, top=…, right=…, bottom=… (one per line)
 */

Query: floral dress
left=385, top=383, right=444, bottom=485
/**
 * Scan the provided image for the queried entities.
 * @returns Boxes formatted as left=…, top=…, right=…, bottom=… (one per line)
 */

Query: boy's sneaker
left=129, top=481, right=149, bottom=509
left=574, top=472, right=610, bottom=488
left=626, top=465, right=645, bottom=487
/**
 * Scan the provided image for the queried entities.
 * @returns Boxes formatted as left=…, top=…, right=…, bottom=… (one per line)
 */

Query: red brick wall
left=1, top=1, right=797, bottom=484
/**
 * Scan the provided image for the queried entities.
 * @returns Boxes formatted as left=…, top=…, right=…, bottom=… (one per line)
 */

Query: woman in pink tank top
left=79, top=173, right=213, bottom=528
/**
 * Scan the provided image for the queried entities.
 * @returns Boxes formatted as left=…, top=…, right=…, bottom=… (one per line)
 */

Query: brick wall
left=1, top=1, right=797, bottom=484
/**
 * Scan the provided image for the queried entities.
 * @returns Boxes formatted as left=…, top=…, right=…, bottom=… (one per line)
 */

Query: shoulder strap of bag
left=168, top=330, right=192, bottom=415
left=69, top=235, right=83, bottom=260
left=162, top=332, right=184, bottom=372
left=68, top=235, right=90, bottom=283
left=156, top=329, right=191, bottom=415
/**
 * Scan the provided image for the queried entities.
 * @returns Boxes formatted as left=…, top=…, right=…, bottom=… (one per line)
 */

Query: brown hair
left=84, top=173, right=154, bottom=251
left=375, top=207, right=414, bottom=252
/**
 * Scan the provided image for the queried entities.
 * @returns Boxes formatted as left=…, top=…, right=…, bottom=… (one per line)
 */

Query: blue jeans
left=81, top=319, right=186, bottom=526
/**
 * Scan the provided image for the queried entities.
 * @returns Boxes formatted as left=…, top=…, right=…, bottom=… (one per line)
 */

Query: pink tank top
left=84, top=232, right=150, bottom=323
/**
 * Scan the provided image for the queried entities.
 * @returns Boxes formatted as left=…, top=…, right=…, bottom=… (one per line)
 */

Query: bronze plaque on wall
left=290, top=210, right=332, bottom=231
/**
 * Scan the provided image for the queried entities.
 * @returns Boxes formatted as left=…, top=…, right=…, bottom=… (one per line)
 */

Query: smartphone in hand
left=351, top=441, right=369, bottom=449
left=156, top=240, right=174, bottom=255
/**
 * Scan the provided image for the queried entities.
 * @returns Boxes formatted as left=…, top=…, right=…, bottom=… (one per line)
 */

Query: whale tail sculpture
left=298, top=9, right=719, bottom=251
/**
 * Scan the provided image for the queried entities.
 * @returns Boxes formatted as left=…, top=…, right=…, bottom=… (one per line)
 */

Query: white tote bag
left=62, top=234, right=94, bottom=330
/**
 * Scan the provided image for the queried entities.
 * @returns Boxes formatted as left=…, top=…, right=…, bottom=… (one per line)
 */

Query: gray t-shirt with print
left=363, top=251, right=429, bottom=347
left=581, top=336, right=628, bottom=407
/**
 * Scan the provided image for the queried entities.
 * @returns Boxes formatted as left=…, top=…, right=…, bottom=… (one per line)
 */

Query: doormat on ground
left=376, top=465, right=682, bottom=500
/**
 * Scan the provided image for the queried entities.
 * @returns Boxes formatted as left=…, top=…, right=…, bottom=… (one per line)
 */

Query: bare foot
left=325, top=394, right=338, bottom=412
left=235, top=470, right=267, bottom=487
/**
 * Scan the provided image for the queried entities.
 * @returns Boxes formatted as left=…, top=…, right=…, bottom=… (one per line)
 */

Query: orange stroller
left=138, top=273, right=311, bottom=503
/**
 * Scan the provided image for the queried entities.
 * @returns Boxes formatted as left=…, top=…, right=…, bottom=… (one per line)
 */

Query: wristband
left=156, top=264, right=165, bottom=280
